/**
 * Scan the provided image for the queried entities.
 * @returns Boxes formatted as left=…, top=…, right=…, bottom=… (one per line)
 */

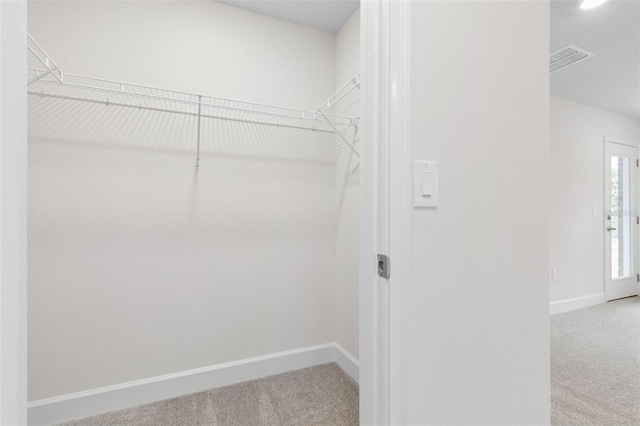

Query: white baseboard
left=550, top=293, right=606, bottom=315
left=28, top=342, right=359, bottom=426
left=332, top=343, right=359, bottom=384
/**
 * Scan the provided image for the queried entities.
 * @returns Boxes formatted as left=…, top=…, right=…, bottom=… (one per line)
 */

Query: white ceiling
left=215, top=1, right=638, bottom=117
left=216, top=0, right=360, bottom=34
left=551, top=0, right=640, bottom=119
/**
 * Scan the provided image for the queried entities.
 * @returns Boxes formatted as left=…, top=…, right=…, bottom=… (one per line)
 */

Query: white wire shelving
left=314, top=75, right=361, bottom=158
left=315, top=75, right=360, bottom=119
left=27, top=33, right=361, bottom=165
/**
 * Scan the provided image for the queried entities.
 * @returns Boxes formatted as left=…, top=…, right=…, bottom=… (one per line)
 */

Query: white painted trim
left=360, top=2, right=388, bottom=424
left=605, top=135, right=640, bottom=149
left=27, top=343, right=358, bottom=426
left=388, top=1, right=411, bottom=425
left=360, top=1, right=410, bottom=425
left=549, top=293, right=606, bottom=315
left=0, top=1, right=29, bottom=424
left=332, top=343, right=359, bottom=384
left=603, top=137, right=640, bottom=302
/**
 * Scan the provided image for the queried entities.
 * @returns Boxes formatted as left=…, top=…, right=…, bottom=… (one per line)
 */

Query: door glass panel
left=611, top=155, right=632, bottom=279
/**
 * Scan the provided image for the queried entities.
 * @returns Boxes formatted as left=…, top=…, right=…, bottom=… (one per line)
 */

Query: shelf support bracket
left=27, top=45, right=63, bottom=83
left=349, top=127, right=361, bottom=174
left=320, top=112, right=360, bottom=159
left=196, top=95, right=202, bottom=167
left=28, top=69, right=52, bottom=86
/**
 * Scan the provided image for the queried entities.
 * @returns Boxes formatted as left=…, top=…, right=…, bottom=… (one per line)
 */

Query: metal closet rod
left=31, top=78, right=357, bottom=129
left=29, top=76, right=362, bottom=160
left=33, top=70, right=357, bottom=125
left=28, top=91, right=338, bottom=134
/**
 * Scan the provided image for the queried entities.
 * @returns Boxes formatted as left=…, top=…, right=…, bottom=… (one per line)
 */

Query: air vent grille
left=550, top=45, right=594, bottom=74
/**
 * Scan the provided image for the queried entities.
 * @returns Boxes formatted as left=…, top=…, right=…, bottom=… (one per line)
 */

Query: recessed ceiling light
left=580, top=0, right=608, bottom=10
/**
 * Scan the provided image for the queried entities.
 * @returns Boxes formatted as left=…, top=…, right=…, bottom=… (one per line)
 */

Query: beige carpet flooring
left=551, top=296, right=640, bottom=425
left=59, top=363, right=358, bottom=426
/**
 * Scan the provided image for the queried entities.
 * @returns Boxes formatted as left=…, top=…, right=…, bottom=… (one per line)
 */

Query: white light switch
left=414, top=160, right=438, bottom=208
left=421, top=172, right=434, bottom=196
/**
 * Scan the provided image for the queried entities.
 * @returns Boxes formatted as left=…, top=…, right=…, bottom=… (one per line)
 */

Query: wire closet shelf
left=27, top=33, right=361, bottom=164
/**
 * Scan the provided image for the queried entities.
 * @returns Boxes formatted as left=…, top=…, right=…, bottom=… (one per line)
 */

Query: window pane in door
left=611, top=155, right=632, bottom=279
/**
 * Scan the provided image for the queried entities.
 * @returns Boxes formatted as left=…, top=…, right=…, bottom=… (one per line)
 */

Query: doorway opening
left=605, top=139, right=639, bottom=301
left=26, top=2, right=364, bottom=424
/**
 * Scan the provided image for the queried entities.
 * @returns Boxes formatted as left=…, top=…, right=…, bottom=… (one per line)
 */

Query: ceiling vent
left=550, top=45, right=594, bottom=74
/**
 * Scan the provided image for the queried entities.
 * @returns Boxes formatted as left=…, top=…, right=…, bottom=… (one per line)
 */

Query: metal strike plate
left=377, top=254, right=390, bottom=279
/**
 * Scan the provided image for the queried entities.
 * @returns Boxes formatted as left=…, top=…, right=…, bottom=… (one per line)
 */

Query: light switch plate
left=414, top=160, right=438, bottom=208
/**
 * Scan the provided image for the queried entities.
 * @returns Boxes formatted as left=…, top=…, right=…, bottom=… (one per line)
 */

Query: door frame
left=360, top=1, right=410, bottom=424
left=0, top=1, right=414, bottom=424
left=0, top=0, right=29, bottom=424
left=603, top=136, right=640, bottom=301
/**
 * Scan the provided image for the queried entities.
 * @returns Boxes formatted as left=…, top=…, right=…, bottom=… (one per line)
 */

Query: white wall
left=27, top=0, right=336, bottom=110
left=550, top=96, right=640, bottom=306
left=409, top=1, right=550, bottom=424
left=334, top=8, right=360, bottom=360
left=28, top=1, right=341, bottom=402
left=1, top=1, right=28, bottom=423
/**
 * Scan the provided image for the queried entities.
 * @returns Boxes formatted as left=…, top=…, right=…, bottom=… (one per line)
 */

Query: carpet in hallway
left=551, top=296, right=640, bottom=425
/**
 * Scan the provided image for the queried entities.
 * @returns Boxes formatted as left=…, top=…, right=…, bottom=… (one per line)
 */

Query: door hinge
left=637, top=274, right=639, bottom=282
left=637, top=216, right=639, bottom=225
left=377, top=254, right=390, bottom=279
left=636, top=159, right=639, bottom=167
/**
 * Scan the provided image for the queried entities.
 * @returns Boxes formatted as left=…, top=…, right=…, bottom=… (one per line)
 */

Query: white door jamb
left=360, top=1, right=410, bottom=424
left=0, top=1, right=29, bottom=424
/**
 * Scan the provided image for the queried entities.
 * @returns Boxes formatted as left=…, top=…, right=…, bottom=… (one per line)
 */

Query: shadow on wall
left=28, top=96, right=340, bottom=233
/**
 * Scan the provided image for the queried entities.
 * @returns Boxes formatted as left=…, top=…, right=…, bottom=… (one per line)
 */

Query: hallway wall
left=550, top=96, right=640, bottom=311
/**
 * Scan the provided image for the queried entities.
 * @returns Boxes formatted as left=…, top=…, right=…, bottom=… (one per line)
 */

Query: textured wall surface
left=409, top=2, right=550, bottom=424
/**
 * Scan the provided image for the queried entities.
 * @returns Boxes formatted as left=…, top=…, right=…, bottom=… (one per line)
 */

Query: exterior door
left=605, top=140, right=640, bottom=301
